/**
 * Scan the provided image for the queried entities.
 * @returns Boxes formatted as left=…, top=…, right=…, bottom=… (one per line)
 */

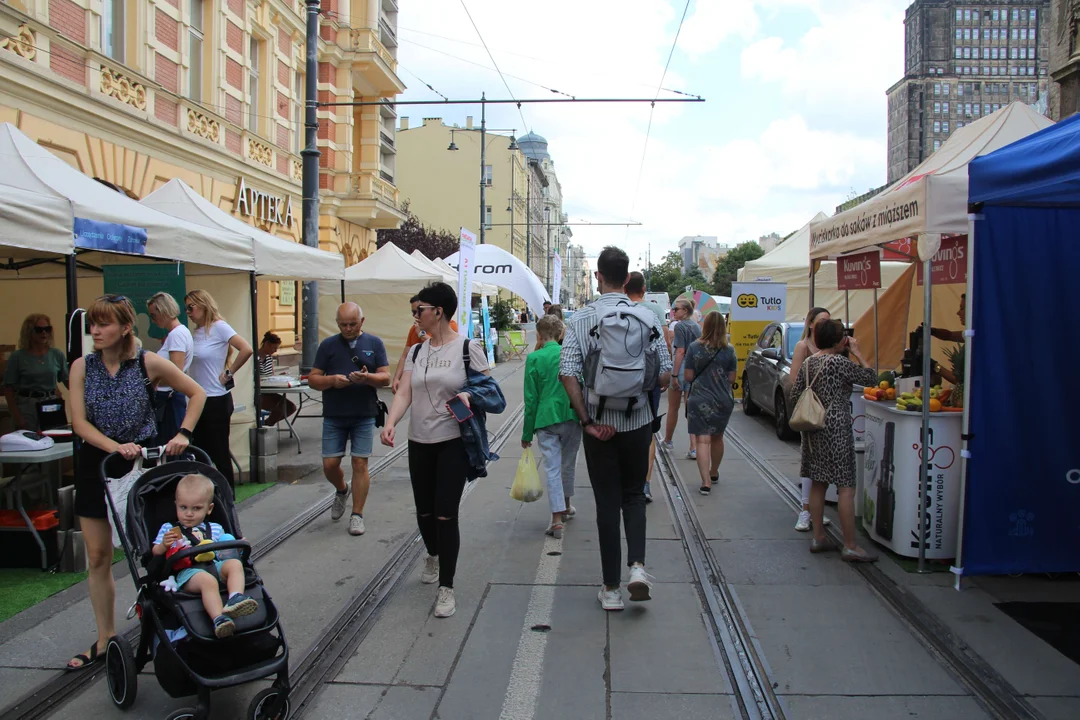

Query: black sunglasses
left=412, top=305, right=436, bottom=317
left=34, top=325, right=52, bottom=333
left=99, top=294, right=128, bottom=304
left=185, top=303, right=197, bottom=312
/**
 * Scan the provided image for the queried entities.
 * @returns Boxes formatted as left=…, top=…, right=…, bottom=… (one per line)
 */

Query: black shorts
left=73, top=440, right=149, bottom=519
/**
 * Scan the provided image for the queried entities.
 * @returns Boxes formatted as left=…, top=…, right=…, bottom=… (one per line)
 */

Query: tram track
left=285, top=402, right=524, bottom=719
left=724, top=424, right=1045, bottom=720
left=653, top=437, right=787, bottom=720
left=1, top=364, right=526, bottom=720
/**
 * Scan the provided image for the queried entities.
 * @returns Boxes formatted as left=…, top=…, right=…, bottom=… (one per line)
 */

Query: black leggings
left=407, top=438, right=469, bottom=588
left=193, top=393, right=234, bottom=490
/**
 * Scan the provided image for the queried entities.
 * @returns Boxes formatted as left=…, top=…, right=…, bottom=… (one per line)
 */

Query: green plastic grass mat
left=235, top=482, right=275, bottom=504
left=0, top=548, right=124, bottom=623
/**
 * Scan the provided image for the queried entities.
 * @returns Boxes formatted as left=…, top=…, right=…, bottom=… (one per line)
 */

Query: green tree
left=376, top=201, right=460, bottom=260
left=681, top=267, right=712, bottom=294
left=712, top=241, right=765, bottom=296
left=647, top=250, right=683, bottom=296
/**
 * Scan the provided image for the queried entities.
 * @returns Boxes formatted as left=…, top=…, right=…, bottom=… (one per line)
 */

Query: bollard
left=58, top=485, right=75, bottom=531
left=250, top=427, right=279, bottom=483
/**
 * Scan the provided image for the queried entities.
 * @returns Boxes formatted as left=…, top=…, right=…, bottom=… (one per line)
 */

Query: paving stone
left=610, top=691, right=737, bottom=719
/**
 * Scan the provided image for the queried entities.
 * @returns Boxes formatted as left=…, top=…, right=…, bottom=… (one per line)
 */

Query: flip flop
left=66, top=644, right=103, bottom=672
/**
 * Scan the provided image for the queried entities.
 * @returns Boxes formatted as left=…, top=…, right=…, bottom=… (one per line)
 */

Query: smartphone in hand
left=446, top=396, right=473, bottom=423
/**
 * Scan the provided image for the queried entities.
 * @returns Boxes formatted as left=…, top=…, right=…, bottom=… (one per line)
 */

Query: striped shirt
left=257, top=354, right=275, bottom=377
left=559, top=293, right=672, bottom=432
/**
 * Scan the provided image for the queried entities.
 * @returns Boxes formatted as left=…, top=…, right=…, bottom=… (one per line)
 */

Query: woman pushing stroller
left=152, top=473, right=258, bottom=639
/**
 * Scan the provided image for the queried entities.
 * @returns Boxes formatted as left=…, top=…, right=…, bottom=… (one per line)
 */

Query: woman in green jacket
left=521, top=316, right=581, bottom=538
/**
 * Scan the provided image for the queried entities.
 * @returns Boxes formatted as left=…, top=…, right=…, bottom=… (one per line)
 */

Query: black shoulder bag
left=339, top=334, right=389, bottom=427
left=136, top=350, right=162, bottom=420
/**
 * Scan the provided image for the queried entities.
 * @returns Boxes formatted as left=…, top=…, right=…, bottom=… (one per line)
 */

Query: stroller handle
left=163, top=538, right=253, bottom=576
left=100, top=444, right=214, bottom=478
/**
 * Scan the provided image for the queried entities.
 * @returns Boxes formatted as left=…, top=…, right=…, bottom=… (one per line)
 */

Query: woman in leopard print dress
left=790, top=320, right=879, bottom=562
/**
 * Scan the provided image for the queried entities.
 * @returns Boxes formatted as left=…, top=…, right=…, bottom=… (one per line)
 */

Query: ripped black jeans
left=407, top=437, right=469, bottom=588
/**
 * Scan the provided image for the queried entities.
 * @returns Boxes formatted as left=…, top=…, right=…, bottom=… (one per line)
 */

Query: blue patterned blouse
left=83, top=351, right=157, bottom=443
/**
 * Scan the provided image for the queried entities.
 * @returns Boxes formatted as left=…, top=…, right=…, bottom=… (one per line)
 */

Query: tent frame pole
left=918, top=245, right=933, bottom=574
left=250, top=271, right=262, bottom=486
left=953, top=214, right=978, bottom=590
left=872, top=288, right=878, bottom=374
left=844, top=289, right=850, bottom=330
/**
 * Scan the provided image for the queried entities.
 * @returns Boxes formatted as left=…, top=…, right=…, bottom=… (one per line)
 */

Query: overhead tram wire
left=401, top=38, right=576, bottom=99
left=398, top=64, right=449, bottom=101
left=458, top=0, right=531, bottom=132
left=625, top=0, right=694, bottom=241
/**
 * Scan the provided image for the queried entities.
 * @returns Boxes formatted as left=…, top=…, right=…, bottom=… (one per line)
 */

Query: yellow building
left=0, top=0, right=404, bottom=352
left=395, top=116, right=529, bottom=264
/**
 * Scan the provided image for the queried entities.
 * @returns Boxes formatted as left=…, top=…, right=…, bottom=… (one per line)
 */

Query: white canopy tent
left=0, top=186, right=74, bottom=258
left=809, top=103, right=1053, bottom=264
left=0, top=123, right=254, bottom=270
left=141, top=179, right=344, bottom=281
left=320, top=242, right=450, bottom=372
left=738, top=212, right=907, bottom=323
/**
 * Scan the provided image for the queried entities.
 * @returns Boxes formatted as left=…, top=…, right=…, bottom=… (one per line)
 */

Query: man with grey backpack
left=559, top=247, right=672, bottom=611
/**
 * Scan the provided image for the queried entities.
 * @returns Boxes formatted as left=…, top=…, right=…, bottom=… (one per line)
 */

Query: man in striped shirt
left=559, top=247, right=672, bottom=611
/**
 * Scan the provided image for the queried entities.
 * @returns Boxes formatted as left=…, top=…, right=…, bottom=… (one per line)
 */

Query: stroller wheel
left=105, top=635, right=138, bottom=709
left=165, top=710, right=197, bottom=720
left=248, top=687, right=291, bottom=720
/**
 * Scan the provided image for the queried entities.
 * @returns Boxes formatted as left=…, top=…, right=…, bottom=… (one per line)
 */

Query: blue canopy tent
left=961, top=113, right=1080, bottom=576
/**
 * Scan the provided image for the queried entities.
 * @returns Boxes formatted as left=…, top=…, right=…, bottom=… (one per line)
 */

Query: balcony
left=349, top=29, right=405, bottom=97
left=339, top=171, right=406, bottom=229
left=380, top=130, right=395, bottom=150
left=379, top=17, right=398, bottom=49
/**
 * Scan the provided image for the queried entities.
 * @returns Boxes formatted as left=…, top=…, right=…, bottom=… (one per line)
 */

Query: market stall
left=809, top=103, right=1052, bottom=574
left=961, top=111, right=1080, bottom=576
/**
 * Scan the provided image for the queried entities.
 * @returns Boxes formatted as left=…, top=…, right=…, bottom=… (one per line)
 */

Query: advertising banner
left=103, top=263, right=188, bottom=347
left=917, top=234, right=967, bottom=285
left=729, top=282, right=787, bottom=399
left=456, top=227, right=477, bottom=338
left=552, top=251, right=562, bottom=304
left=481, top=295, right=495, bottom=366
left=837, top=250, right=882, bottom=291
left=74, top=218, right=148, bottom=255
left=861, top=404, right=962, bottom=559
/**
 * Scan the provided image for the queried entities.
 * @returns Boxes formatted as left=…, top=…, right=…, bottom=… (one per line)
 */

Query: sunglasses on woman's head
left=98, top=294, right=128, bottom=304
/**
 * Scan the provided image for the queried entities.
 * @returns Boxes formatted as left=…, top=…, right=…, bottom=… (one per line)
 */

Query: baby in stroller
left=152, top=473, right=258, bottom=638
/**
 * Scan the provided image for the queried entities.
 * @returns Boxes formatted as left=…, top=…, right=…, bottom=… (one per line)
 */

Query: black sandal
left=66, top=644, right=103, bottom=672
left=699, top=484, right=711, bottom=495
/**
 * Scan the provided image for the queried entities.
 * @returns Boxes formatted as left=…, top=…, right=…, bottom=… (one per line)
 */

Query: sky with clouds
left=394, top=0, right=911, bottom=266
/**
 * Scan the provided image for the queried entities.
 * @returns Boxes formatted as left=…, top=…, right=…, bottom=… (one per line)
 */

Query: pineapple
left=943, top=344, right=965, bottom=408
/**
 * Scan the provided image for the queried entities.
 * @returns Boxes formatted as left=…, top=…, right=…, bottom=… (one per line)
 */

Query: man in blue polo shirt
left=309, top=303, right=389, bottom=536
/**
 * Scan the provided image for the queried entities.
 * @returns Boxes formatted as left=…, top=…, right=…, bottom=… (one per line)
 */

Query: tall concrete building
left=678, top=235, right=730, bottom=278
left=394, top=117, right=528, bottom=263
left=0, top=0, right=403, bottom=349
left=1048, top=0, right=1080, bottom=119
left=887, top=1, right=1051, bottom=183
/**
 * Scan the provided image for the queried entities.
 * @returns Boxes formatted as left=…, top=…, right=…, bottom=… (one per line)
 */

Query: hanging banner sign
left=74, top=218, right=148, bottom=255
left=552, top=251, right=562, bottom=304
left=103, top=263, right=188, bottom=345
left=481, top=295, right=495, bottom=366
left=917, top=234, right=968, bottom=286
left=456, top=227, right=477, bottom=338
left=729, top=282, right=787, bottom=399
left=837, top=250, right=882, bottom=290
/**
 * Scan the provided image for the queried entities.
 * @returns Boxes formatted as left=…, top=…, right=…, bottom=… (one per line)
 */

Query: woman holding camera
left=790, top=319, right=879, bottom=562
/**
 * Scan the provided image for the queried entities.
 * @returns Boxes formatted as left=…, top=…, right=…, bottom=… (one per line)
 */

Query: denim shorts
left=176, top=560, right=226, bottom=589
left=322, top=416, right=376, bottom=459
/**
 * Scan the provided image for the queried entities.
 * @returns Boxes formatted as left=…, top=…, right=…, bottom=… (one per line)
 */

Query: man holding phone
left=308, top=303, right=390, bottom=536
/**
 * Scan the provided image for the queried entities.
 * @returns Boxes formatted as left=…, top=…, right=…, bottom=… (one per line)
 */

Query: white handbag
left=789, top=361, right=826, bottom=433
left=104, top=455, right=145, bottom=548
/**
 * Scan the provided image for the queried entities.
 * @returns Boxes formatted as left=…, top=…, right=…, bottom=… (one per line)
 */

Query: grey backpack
left=583, top=302, right=661, bottom=419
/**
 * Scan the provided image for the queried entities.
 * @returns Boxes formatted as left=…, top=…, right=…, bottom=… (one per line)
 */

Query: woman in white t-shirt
left=147, top=292, right=194, bottom=445
left=381, top=282, right=489, bottom=620
left=184, top=289, right=253, bottom=489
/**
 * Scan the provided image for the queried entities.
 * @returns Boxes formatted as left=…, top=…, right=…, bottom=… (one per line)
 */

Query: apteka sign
left=234, top=178, right=294, bottom=228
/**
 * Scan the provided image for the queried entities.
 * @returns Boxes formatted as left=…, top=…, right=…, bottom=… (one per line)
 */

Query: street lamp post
left=300, top=0, right=321, bottom=372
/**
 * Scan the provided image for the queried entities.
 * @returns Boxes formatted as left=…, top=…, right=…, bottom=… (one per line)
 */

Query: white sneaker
left=687, top=449, right=697, bottom=460
left=421, top=555, right=439, bottom=584
left=795, top=510, right=812, bottom=532
left=434, top=586, right=456, bottom=618
left=660, top=440, right=674, bottom=451
left=331, top=488, right=350, bottom=521
left=598, top=586, right=624, bottom=611
left=627, top=565, right=653, bottom=602
left=349, top=514, right=365, bottom=536
left=795, top=510, right=831, bottom=531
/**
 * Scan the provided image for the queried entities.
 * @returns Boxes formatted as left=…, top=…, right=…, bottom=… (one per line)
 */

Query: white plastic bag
left=104, top=455, right=144, bottom=548
left=510, top=449, right=544, bottom=503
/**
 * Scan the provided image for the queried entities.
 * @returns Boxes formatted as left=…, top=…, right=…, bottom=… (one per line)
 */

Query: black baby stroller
left=100, top=446, right=290, bottom=720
